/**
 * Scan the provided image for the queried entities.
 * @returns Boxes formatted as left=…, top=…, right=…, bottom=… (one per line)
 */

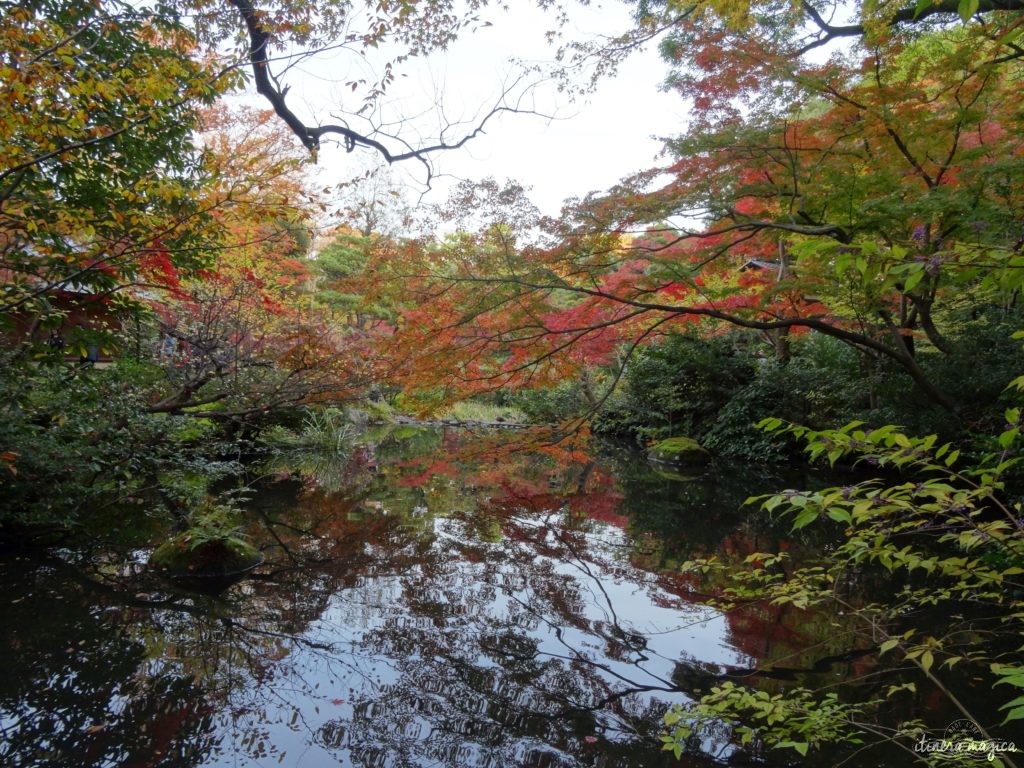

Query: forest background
left=2, top=0, right=1024, bottom=762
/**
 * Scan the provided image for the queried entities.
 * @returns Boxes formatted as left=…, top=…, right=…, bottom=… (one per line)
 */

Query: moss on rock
left=647, top=436, right=711, bottom=467
left=150, top=533, right=261, bottom=578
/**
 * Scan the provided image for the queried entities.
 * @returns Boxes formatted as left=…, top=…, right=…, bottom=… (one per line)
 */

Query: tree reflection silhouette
left=0, top=557, right=216, bottom=768
left=2, top=429, right=868, bottom=767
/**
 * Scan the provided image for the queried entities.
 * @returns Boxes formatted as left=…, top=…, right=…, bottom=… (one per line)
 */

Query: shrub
left=0, top=358, right=240, bottom=537
left=593, top=333, right=754, bottom=441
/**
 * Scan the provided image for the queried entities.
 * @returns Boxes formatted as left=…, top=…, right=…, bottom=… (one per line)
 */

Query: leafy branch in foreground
left=662, top=405, right=1024, bottom=764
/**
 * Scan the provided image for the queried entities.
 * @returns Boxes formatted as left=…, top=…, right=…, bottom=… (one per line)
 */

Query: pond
left=0, top=427, right=966, bottom=767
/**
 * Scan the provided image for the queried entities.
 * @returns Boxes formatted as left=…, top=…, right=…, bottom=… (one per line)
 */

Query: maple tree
left=371, top=8, right=1024, bottom=416
left=0, top=0, right=556, bottom=358
left=0, top=94, right=378, bottom=530
left=147, top=104, right=385, bottom=424
left=586, top=0, right=1024, bottom=76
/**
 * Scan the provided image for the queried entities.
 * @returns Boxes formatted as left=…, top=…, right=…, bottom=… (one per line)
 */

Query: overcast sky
left=289, top=2, right=687, bottom=220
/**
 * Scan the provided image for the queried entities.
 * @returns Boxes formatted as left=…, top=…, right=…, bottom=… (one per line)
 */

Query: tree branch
left=798, top=0, right=1024, bottom=55
left=228, top=0, right=549, bottom=176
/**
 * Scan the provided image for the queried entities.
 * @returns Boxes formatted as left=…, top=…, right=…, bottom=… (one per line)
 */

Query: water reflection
left=1, top=428, right=884, bottom=767
left=0, top=556, right=217, bottom=767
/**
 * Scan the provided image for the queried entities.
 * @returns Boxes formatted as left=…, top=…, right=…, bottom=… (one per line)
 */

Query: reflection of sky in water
left=0, top=440, right=930, bottom=768
left=5, top=430, right=809, bottom=768
left=190, top=511, right=743, bottom=767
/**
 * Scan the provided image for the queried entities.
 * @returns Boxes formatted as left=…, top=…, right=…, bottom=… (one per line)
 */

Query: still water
left=1, top=427, right=908, bottom=767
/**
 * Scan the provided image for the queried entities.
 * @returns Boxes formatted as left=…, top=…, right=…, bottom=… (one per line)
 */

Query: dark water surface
left=0, top=429, right=930, bottom=767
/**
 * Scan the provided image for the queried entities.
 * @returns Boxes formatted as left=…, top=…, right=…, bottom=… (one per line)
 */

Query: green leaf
left=1002, top=705, right=1024, bottom=724
left=792, top=508, right=818, bottom=530
left=999, top=694, right=1024, bottom=709
left=826, top=507, right=852, bottom=524
left=879, top=638, right=900, bottom=655
left=903, top=268, right=924, bottom=293
left=958, top=0, right=980, bottom=20
left=996, top=25, right=1023, bottom=45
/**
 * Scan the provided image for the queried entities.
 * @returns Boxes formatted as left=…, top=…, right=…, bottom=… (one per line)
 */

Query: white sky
left=287, top=2, right=687, bottom=220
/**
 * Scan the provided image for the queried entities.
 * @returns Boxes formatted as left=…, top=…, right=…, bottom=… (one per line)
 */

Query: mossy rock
left=150, top=534, right=262, bottom=579
left=652, top=467, right=705, bottom=482
left=647, top=436, right=712, bottom=467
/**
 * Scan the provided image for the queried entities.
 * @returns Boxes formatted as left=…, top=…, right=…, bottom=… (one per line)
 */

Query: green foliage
left=647, top=436, right=710, bottom=465
left=595, top=325, right=1022, bottom=462
left=593, top=333, right=754, bottom=441
left=503, top=381, right=591, bottom=423
left=662, top=406, right=1024, bottom=760
left=702, top=357, right=842, bottom=461
left=149, top=497, right=260, bottom=575
left=316, top=234, right=371, bottom=281
left=1, top=0, right=226, bottom=333
left=993, top=664, right=1024, bottom=725
left=0, top=358, right=241, bottom=535
left=661, top=685, right=864, bottom=760
left=439, top=400, right=528, bottom=424
left=313, top=231, right=401, bottom=324
left=261, top=408, right=354, bottom=455
left=171, top=498, right=249, bottom=553
left=918, top=317, right=1024, bottom=430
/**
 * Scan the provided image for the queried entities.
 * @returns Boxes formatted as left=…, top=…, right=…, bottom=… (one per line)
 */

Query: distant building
left=738, top=258, right=781, bottom=273
left=2, top=280, right=121, bottom=362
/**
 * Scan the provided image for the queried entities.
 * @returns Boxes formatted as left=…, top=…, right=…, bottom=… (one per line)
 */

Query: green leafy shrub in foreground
left=662, top=413, right=1024, bottom=764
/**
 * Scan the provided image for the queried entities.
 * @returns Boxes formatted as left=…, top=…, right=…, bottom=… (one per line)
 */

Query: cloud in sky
left=292, top=2, right=686, bottom=218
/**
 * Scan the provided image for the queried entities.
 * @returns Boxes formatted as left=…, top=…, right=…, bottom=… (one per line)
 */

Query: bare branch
left=228, top=0, right=552, bottom=179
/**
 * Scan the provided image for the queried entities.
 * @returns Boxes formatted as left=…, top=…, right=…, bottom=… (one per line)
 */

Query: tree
left=147, top=104, right=381, bottom=424
left=1, top=0, right=557, bottom=354
left=369, top=10, right=1024, bottom=416
left=0, top=0, right=228, bottom=345
left=583, top=0, right=1024, bottom=78
left=0, top=96, right=369, bottom=532
left=661, top=412, right=1024, bottom=764
left=183, top=0, right=550, bottom=183
left=311, top=169, right=415, bottom=327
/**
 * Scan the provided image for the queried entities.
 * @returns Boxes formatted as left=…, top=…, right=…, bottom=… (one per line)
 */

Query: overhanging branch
left=228, top=0, right=549, bottom=175
left=798, top=0, right=1024, bottom=54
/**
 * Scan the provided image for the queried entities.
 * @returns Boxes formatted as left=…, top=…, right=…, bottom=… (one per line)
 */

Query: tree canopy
left=3, top=0, right=1024, bottom=763
left=364, top=1, right=1024, bottom=417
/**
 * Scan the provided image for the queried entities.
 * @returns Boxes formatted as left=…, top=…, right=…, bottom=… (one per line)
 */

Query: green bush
left=0, top=358, right=240, bottom=537
left=593, top=333, right=755, bottom=441
left=703, top=351, right=854, bottom=461
left=920, top=317, right=1024, bottom=432
left=663, top=413, right=1024, bottom=762
left=505, top=380, right=592, bottom=423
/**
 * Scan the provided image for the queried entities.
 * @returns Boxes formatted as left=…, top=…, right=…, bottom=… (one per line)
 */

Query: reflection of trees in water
left=601, top=448, right=877, bottom=686
left=315, top=501, right=711, bottom=768
left=0, top=558, right=215, bottom=768
left=1, top=431, right=874, bottom=768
